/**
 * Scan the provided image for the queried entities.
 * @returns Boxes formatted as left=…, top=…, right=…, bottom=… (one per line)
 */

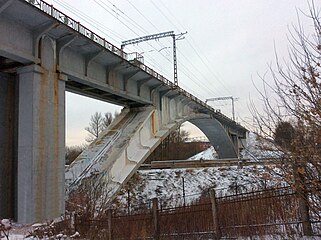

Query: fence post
left=107, top=209, right=112, bottom=240
left=210, top=189, right=221, bottom=239
left=152, top=198, right=160, bottom=240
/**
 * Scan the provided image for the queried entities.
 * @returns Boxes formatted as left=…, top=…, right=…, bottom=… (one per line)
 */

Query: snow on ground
left=141, top=166, right=273, bottom=202
left=117, top=164, right=282, bottom=209
left=116, top=135, right=284, bottom=209
left=6, top=132, right=286, bottom=239
left=241, top=132, right=282, bottom=160
left=188, top=146, right=218, bottom=160
left=2, top=223, right=32, bottom=240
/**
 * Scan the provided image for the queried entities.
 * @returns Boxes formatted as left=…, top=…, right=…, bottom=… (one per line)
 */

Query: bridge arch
left=66, top=103, right=243, bottom=200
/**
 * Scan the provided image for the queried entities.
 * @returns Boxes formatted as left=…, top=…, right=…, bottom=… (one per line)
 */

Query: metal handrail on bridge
left=25, top=0, right=246, bottom=131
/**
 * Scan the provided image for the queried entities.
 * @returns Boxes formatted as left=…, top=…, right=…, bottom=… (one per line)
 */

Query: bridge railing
left=25, top=0, right=245, bottom=130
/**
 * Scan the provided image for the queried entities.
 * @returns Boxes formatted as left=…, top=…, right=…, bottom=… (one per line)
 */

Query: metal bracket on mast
left=205, top=96, right=239, bottom=121
left=121, top=31, right=187, bottom=86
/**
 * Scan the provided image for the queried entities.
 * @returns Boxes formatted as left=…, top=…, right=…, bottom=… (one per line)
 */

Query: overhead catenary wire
left=96, top=0, right=172, bottom=56
left=152, top=0, right=250, bottom=121
left=122, top=0, right=223, bottom=98
left=89, top=0, right=219, bottom=98
left=156, top=0, right=232, bottom=95
left=53, top=0, right=242, bottom=109
left=92, top=0, right=218, bottom=98
left=154, top=1, right=248, bottom=100
left=92, top=0, right=175, bottom=73
left=148, top=0, right=232, bottom=96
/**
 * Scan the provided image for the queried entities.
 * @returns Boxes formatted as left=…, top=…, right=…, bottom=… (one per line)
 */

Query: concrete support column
left=231, top=134, right=240, bottom=158
left=0, top=73, right=16, bottom=219
left=16, top=63, right=65, bottom=223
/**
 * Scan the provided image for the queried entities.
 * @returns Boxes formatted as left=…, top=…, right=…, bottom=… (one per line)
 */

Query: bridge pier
left=0, top=36, right=66, bottom=223
left=16, top=63, right=65, bottom=223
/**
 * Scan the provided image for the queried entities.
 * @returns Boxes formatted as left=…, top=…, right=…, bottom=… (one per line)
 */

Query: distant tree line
left=85, top=111, right=119, bottom=142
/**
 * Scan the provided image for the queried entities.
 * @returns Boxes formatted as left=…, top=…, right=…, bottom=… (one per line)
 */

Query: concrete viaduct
left=0, top=0, right=247, bottom=223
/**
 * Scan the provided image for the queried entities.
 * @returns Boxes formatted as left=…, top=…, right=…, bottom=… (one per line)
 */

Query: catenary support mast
left=121, top=31, right=187, bottom=86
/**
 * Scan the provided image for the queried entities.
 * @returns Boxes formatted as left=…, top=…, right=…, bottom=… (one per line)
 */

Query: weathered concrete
left=16, top=36, right=65, bottom=223
left=0, top=73, right=16, bottom=219
left=189, top=118, right=237, bottom=158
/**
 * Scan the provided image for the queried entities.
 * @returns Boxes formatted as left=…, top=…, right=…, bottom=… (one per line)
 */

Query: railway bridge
left=0, top=0, right=247, bottom=223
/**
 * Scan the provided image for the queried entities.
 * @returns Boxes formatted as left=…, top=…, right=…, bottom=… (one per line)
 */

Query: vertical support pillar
left=0, top=73, right=16, bottom=219
left=210, top=189, right=221, bottom=239
left=16, top=63, right=65, bottom=223
left=231, top=134, right=239, bottom=158
left=152, top=198, right=160, bottom=240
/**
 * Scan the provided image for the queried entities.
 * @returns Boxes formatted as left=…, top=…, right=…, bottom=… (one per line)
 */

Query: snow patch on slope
left=188, top=146, right=218, bottom=160
left=116, top=133, right=284, bottom=209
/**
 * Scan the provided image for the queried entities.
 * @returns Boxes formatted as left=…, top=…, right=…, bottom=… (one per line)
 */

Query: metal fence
left=217, top=187, right=301, bottom=237
left=75, top=186, right=321, bottom=239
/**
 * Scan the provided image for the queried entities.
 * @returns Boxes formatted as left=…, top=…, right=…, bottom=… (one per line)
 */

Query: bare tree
left=85, top=112, right=104, bottom=142
left=102, top=112, right=113, bottom=129
left=250, top=2, right=320, bottom=235
left=85, top=111, right=119, bottom=142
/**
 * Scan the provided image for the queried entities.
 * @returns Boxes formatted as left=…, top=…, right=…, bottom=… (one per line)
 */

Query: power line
left=157, top=0, right=232, bottom=95
left=206, top=97, right=239, bottom=121
left=148, top=1, right=227, bottom=95
left=121, top=31, right=187, bottom=86
left=53, top=0, right=238, bottom=106
left=92, top=0, right=175, bottom=67
left=93, top=0, right=219, bottom=98
left=98, top=0, right=172, bottom=56
left=124, top=0, right=172, bottom=57
left=52, top=0, right=124, bottom=44
left=149, top=0, right=250, bottom=123
left=120, top=1, right=220, bottom=98
left=93, top=0, right=141, bottom=37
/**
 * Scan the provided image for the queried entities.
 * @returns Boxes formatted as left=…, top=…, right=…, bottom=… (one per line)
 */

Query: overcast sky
left=46, top=0, right=320, bottom=146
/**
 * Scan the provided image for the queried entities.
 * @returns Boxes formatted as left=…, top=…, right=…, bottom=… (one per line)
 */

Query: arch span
left=189, top=118, right=237, bottom=159
left=66, top=105, right=245, bottom=200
